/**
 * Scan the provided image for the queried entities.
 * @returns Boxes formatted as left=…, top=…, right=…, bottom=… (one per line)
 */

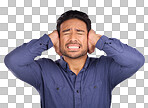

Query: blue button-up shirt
left=4, top=34, right=145, bottom=108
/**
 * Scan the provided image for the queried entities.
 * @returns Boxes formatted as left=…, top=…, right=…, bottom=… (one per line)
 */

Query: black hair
left=56, top=10, right=91, bottom=37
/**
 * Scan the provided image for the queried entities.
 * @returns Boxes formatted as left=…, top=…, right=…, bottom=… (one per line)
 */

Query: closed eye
left=77, top=33, right=83, bottom=35
left=63, top=33, right=83, bottom=35
left=64, top=33, right=70, bottom=35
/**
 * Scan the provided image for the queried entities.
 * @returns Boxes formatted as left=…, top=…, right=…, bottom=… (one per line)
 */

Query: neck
left=63, top=54, right=88, bottom=75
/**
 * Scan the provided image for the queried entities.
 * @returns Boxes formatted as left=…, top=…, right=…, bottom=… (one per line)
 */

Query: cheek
left=82, top=38, right=88, bottom=47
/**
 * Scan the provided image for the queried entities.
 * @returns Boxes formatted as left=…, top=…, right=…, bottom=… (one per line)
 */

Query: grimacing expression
left=59, top=18, right=88, bottom=59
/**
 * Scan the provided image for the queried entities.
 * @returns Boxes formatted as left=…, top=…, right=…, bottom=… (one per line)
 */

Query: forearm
left=4, top=34, right=53, bottom=67
left=95, top=35, right=145, bottom=68
left=4, top=34, right=53, bottom=88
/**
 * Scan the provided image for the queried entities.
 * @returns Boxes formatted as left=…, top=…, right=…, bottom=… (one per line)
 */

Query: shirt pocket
left=81, top=80, right=102, bottom=107
left=49, top=83, right=65, bottom=93
left=48, top=83, right=74, bottom=108
left=48, top=83, right=67, bottom=104
left=83, top=80, right=102, bottom=96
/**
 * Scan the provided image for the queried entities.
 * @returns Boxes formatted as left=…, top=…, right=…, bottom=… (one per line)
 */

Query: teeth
left=68, top=46, right=79, bottom=49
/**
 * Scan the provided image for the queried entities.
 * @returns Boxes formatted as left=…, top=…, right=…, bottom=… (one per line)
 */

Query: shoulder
left=89, top=55, right=114, bottom=63
left=89, top=55, right=115, bottom=68
left=35, top=57, right=56, bottom=67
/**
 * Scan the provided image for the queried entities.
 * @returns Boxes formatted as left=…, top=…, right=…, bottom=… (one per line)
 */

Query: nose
left=67, top=32, right=79, bottom=44
left=70, top=32, right=77, bottom=41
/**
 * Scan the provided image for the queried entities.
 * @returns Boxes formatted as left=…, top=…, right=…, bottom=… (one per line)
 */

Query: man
left=4, top=10, right=145, bottom=108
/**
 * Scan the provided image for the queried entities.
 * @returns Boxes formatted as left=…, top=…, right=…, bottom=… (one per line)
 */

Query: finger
left=89, top=45, right=95, bottom=54
left=88, top=45, right=93, bottom=54
left=87, top=39, right=91, bottom=53
left=55, top=47, right=62, bottom=56
left=55, top=41, right=62, bottom=56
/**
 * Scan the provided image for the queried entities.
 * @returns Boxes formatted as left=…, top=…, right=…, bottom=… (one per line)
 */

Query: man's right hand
left=48, top=30, right=62, bottom=56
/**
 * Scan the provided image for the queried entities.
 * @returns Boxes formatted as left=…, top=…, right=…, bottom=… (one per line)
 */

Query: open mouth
left=67, top=46, right=80, bottom=49
left=67, top=44, right=80, bottom=50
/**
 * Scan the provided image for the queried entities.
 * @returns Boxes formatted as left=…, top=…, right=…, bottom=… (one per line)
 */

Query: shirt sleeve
left=4, top=34, right=53, bottom=89
left=95, top=35, right=145, bottom=89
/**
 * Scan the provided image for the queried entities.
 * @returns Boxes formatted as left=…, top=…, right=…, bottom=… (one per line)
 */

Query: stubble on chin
left=60, top=48, right=87, bottom=59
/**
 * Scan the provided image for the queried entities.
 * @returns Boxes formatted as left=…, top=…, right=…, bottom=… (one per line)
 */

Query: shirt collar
left=58, top=55, right=90, bottom=72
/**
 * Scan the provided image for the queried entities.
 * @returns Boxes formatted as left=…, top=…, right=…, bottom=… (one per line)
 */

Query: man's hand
left=48, top=30, right=62, bottom=56
left=88, top=29, right=102, bottom=54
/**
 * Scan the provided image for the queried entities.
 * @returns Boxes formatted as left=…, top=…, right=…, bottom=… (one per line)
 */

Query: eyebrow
left=62, top=29, right=71, bottom=33
left=75, top=29, right=85, bottom=32
left=62, top=28, right=85, bottom=33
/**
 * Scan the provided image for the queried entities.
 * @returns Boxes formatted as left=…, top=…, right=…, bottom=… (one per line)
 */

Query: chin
left=60, top=48, right=87, bottom=58
left=63, top=52, right=87, bottom=59
left=65, top=55, right=82, bottom=59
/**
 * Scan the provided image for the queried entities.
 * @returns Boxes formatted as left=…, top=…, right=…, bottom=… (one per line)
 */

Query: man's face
left=59, top=18, right=88, bottom=59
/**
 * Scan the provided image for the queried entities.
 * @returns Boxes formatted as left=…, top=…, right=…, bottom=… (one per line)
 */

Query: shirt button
left=76, top=90, right=79, bottom=93
left=72, top=73, right=75, bottom=75
left=56, top=87, right=59, bottom=90
left=94, top=86, right=97, bottom=88
left=40, top=43, right=42, bottom=45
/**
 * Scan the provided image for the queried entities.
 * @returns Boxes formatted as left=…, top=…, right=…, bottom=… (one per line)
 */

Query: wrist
left=48, top=34, right=55, bottom=46
left=48, top=34, right=52, bottom=39
left=98, top=34, right=102, bottom=39
left=94, top=34, right=102, bottom=45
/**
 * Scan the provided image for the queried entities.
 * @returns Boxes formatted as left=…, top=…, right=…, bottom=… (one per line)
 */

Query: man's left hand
left=87, top=29, right=102, bottom=54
